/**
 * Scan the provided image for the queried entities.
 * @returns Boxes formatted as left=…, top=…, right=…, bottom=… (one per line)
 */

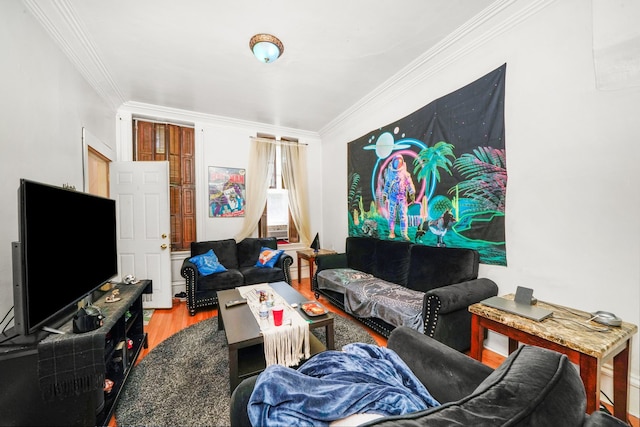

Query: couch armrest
left=180, top=259, right=200, bottom=313
left=584, top=411, right=630, bottom=427
left=230, top=376, right=259, bottom=427
left=314, top=252, right=347, bottom=272
left=180, top=259, right=199, bottom=281
left=387, top=327, right=493, bottom=404
left=424, top=278, right=498, bottom=315
left=276, top=253, right=294, bottom=285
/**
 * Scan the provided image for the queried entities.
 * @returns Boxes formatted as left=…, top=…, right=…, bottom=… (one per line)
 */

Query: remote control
left=225, top=298, right=247, bottom=308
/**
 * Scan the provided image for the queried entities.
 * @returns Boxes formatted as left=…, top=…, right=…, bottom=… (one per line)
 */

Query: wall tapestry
left=347, top=64, right=507, bottom=266
left=208, top=166, right=246, bottom=217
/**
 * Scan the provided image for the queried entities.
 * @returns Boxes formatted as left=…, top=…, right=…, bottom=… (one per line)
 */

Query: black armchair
left=230, top=327, right=627, bottom=426
left=180, top=237, right=293, bottom=315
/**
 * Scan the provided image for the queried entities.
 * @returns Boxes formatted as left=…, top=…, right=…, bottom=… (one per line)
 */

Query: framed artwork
left=208, top=166, right=246, bottom=217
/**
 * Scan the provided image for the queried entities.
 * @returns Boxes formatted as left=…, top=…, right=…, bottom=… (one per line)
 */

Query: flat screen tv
left=10, top=179, right=118, bottom=340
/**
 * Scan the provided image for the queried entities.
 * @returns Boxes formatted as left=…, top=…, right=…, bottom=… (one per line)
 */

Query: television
left=8, top=179, right=118, bottom=342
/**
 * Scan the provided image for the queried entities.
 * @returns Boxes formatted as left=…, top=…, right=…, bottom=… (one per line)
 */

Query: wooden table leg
left=218, top=308, right=224, bottom=331
left=579, top=353, right=601, bottom=415
left=613, top=340, right=630, bottom=421
left=308, top=256, right=315, bottom=282
left=297, top=253, right=302, bottom=284
left=228, top=345, right=239, bottom=393
left=508, top=338, right=519, bottom=354
left=470, top=314, right=483, bottom=360
left=326, top=320, right=335, bottom=350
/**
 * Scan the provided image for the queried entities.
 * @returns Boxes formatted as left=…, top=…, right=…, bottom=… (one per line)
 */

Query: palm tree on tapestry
left=449, top=146, right=506, bottom=213
left=412, top=141, right=456, bottom=205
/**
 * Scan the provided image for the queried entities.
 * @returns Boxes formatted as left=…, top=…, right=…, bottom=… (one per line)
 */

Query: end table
left=296, top=248, right=336, bottom=284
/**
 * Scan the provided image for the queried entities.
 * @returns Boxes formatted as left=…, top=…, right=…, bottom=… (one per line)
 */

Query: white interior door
left=110, top=161, right=172, bottom=309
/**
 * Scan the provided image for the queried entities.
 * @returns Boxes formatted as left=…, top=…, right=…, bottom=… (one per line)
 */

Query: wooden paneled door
left=134, top=120, right=195, bottom=251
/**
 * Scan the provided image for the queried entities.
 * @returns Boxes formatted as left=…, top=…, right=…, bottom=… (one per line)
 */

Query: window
left=259, top=136, right=300, bottom=244
left=134, top=120, right=196, bottom=251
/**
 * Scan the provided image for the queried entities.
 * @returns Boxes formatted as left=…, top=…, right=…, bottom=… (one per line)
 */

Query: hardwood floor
left=110, top=278, right=637, bottom=427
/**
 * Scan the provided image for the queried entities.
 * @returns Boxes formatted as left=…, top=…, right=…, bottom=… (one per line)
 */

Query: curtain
left=235, top=139, right=275, bottom=241
left=282, top=143, right=311, bottom=246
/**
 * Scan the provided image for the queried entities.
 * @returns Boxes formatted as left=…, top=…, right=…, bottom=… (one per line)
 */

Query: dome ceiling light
left=249, top=34, right=284, bottom=63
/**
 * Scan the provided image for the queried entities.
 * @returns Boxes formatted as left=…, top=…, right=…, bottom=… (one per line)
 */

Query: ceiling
left=26, top=0, right=500, bottom=133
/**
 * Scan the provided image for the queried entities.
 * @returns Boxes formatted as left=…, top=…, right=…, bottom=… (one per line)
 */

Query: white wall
left=320, top=0, right=639, bottom=416
left=0, top=1, right=116, bottom=326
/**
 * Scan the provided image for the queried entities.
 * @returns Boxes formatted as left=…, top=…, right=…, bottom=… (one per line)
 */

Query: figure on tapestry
left=381, top=154, right=416, bottom=240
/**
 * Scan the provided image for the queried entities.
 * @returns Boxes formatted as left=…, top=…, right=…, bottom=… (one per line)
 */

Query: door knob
left=161, top=244, right=168, bottom=249
left=162, top=233, right=167, bottom=239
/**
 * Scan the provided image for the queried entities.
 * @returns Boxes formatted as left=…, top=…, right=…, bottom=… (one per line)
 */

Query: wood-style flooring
left=110, top=278, right=637, bottom=427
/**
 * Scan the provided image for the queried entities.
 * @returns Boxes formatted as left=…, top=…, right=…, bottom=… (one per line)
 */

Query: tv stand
left=0, top=280, right=151, bottom=426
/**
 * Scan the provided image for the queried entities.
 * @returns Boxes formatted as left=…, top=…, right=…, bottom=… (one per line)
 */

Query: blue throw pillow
left=189, top=249, right=227, bottom=276
left=255, top=247, right=284, bottom=268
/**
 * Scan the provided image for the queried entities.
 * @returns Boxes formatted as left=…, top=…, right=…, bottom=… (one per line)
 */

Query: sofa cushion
left=406, top=245, right=479, bottom=292
left=316, top=268, right=374, bottom=293
left=196, top=269, right=244, bottom=291
left=345, top=278, right=424, bottom=333
left=191, top=239, right=239, bottom=269
left=255, top=247, right=284, bottom=268
left=365, top=345, right=587, bottom=427
left=372, top=240, right=412, bottom=286
left=189, top=249, right=227, bottom=276
left=241, top=267, right=286, bottom=286
left=346, top=237, right=378, bottom=275
left=237, top=237, right=278, bottom=268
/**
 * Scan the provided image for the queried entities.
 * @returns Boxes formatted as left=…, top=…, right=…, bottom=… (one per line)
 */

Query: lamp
left=249, top=34, right=284, bottom=63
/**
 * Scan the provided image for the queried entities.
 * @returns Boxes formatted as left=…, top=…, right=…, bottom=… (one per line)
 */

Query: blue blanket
left=248, top=343, right=440, bottom=426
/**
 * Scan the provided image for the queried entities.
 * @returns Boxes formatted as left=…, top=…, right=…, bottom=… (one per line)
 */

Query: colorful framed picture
left=208, top=166, right=246, bottom=217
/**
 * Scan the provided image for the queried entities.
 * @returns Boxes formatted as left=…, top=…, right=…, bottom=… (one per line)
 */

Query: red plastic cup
left=272, top=306, right=284, bottom=326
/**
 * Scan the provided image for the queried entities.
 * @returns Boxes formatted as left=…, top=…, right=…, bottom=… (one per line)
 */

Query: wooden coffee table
left=217, top=281, right=334, bottom=392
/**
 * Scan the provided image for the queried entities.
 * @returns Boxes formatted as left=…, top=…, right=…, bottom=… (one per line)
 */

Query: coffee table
left=469, top=295, right=637, bottom=421
left=217, top=281, right=335, bottom=392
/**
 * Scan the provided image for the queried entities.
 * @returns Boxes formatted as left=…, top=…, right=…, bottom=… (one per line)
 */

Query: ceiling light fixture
left=249, top=34, right=284, bottom=63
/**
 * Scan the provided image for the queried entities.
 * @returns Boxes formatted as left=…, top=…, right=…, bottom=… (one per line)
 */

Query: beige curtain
left=281, top=143, right=311, bottom=246
left=235, top=139, right=275, bottom=241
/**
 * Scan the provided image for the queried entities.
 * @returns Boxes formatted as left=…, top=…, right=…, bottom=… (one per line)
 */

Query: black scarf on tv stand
left=37, top=283, right=145, bottom=401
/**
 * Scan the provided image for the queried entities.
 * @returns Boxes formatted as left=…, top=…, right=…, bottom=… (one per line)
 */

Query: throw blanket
left=248, top=343, right=440, bottom=426
left=238, top=284, right=310, bottom=367
left=317, top=269, right=425, bottom=333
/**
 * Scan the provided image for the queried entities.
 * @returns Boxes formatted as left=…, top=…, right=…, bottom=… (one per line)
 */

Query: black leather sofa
left=180, top=237, right=293, bottom=315
left=230, top=327, right=627, bottom=426
left=312, top=237, right=498, bottom=351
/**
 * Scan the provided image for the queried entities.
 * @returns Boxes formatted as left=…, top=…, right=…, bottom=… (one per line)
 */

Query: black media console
left=0, top=280, right=151, bottom=426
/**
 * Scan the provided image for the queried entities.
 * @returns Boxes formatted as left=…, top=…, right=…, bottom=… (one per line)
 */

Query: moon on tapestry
left=347, top=64, right=507, bottom=266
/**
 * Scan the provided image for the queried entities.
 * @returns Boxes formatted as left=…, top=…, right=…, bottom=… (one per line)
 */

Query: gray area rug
left=115, top=314, right=376, bottom=426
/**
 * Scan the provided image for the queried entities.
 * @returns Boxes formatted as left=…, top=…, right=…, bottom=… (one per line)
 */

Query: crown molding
left=319, top=0, right=557, bottom=138
left=23, top=0, right=124, bottom=109
left=120, top=101, right=322, bottom=141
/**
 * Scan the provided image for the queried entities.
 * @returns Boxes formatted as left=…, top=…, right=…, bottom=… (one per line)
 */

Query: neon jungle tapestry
left=347, top=64, right=507, bottom=266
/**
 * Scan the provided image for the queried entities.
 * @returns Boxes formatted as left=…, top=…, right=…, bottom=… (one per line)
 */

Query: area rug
left=115, top=314, right=376, bottom=426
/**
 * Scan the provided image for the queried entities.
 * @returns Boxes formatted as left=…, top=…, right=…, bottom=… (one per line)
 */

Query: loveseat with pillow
left=312, top=236, right=498, bottom=351
left=230, top=327, right=627, bottom=426
left=180, top=237, right=293, bottom=315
